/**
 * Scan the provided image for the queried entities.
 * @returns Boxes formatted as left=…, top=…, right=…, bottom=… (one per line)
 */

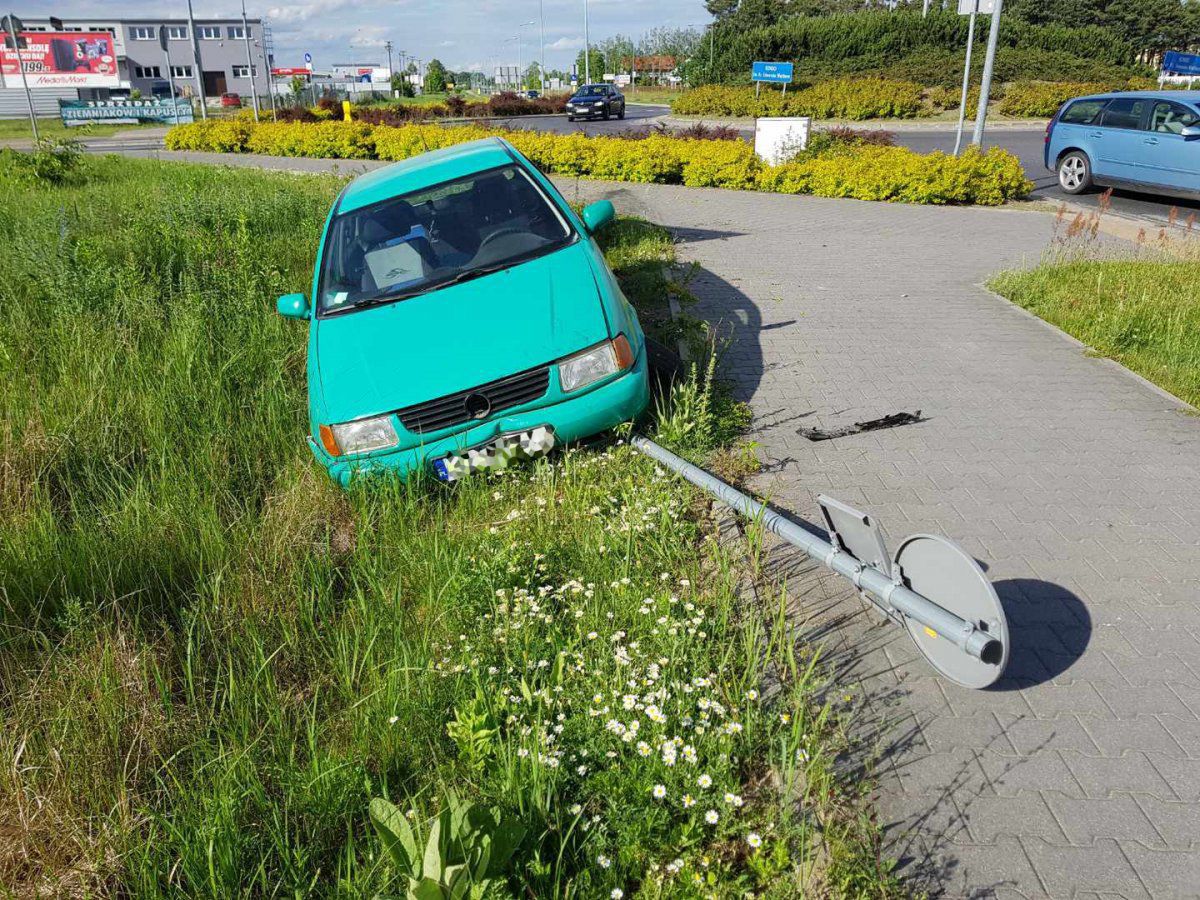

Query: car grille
left=396, top=365, right=551, bottom=434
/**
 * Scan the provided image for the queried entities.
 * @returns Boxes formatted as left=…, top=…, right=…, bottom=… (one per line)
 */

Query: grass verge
left=0, top=154, right=899, bottom=897
left=990, top=255, right=1200, bottom=408
left=0, top=117, right=152, bottom=140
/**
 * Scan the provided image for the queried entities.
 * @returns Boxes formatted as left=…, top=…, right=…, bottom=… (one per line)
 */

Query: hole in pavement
left=798, top=410, right=926, bottom=442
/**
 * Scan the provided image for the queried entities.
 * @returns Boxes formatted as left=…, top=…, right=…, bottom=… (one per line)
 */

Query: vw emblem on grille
left=464, top=392, right=492, bottom=420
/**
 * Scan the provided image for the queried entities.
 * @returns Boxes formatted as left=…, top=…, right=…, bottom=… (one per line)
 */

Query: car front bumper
left=567, top=107, right=605, bottom=117
left=310, top=352, right=650, bottom=486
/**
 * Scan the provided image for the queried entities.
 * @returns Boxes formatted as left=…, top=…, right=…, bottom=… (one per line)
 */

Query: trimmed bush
left=672, top=78, right=924, bottom=120
left=164, top=119, right=1032, bottom=206
left=756, top=145, right=1029, bottom=205
left=996, top=80, right=1118, bottom=117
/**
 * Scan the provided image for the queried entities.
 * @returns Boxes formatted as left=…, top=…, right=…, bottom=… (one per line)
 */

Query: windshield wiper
left=442, top=262, right=512, bottom=287
left=325, top=264, right=511, bottom=316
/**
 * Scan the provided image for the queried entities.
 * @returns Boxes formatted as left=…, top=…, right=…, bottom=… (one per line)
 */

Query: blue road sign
left=751, top=61, right=793, bottom=84
left=1163, top=51, right=1200, bottom=76
left=304, top=51, right=312, bottom=63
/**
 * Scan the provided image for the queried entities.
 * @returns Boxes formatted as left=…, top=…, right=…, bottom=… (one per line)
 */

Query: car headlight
left=320, top=414, right=399, bottom=456
left=558, top=335, right=634, bottom=393
left=593, top=101, right=604, bottom=107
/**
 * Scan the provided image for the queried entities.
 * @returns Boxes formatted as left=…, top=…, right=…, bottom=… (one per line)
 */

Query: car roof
left=338, top=137, right=519, bottom=214
left=1073, top=90, right=1200, bottom=103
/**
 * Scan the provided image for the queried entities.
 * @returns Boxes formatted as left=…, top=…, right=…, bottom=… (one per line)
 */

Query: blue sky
left=48, top=0, right=711, bottom=74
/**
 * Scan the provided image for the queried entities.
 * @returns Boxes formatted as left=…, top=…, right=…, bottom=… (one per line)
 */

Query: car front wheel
left=567, top=115, right=575, bottom=122
left=1057, top=151, right=1093, bottom=194
left=617, top=103, right=625, bottom=120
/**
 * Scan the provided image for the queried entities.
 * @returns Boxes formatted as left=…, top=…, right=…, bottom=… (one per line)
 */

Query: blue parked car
left=1045, top=91, right=1200, bottom=199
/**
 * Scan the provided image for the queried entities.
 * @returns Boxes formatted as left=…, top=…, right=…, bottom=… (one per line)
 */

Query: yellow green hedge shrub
left=163, top=120, right=1031, bottom=205
left=996, top=81, right=1113, bottom=117
left=756, top=146, right=1030, bottom=205
left=671, top=79, right=925, bottom=120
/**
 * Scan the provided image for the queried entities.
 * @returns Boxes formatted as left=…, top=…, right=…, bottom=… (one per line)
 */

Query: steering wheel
left=477, top=226, right=526, bottom=251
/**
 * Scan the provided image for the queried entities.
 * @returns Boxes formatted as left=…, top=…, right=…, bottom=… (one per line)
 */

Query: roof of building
left=338, top=138, right=517, bottom=213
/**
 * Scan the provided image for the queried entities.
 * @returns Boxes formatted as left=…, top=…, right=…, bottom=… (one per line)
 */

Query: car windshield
left=318, top=164, right=573, bottom=314
left=573, top=85, right=605, bottom=97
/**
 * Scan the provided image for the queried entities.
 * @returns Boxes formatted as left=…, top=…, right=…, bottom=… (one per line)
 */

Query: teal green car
left=276, top=136, right=649, bottom=485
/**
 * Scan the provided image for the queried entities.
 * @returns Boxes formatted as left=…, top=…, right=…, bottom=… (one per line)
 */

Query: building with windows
left=1, top=14, right=272, bottom=116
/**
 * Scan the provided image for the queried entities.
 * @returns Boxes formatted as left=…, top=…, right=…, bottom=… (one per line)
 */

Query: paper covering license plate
left=432, top=426, right=556, bottom=482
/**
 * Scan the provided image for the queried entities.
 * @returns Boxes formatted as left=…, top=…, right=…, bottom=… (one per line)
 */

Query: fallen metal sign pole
left=632, top=436, right=1009, bottom=689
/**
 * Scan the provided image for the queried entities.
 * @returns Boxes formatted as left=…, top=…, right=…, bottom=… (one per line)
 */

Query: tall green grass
left=0, top=156, right=896, bottom=898
left=991, top=255, right=1200, bottom=408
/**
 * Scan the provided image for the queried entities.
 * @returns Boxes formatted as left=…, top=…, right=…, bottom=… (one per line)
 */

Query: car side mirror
left=1182, top=124, right=1200, bottom=139
left=581, top=199, right=615, bottom=234
left=276, top=292, right=310, bottom=319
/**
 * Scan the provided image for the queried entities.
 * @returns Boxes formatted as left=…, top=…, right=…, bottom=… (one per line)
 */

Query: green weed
left=0, top=156, right=897, bottom=898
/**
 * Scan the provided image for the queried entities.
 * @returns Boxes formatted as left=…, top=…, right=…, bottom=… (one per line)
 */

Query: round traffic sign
left=893, top=533, right=1009, bottom=688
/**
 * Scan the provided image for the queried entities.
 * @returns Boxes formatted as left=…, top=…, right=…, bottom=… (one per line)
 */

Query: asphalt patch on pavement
left=799, top=411, right=925, bottom=442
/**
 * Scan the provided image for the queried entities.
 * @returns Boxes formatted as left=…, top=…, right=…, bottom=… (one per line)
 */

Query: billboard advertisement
left=1, top=31, right=120, bottom=88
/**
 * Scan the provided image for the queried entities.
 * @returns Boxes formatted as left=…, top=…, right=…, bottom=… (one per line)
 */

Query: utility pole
left=385, top=39, right=393, bottom=84
left=970, top=0, right=1002, bottom=147
left=186, top=0, right=207, bottom=118
left=952, top=0, right=978, bottom=156
left=2, top=13, right=38, bottom=141
left=583, top=0, right=590, bottom=83
left=239, top=0, right=259, bottom=121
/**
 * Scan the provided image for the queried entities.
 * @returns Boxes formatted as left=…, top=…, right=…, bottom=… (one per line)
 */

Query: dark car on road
left=566, top=84, right=625, bottom=121
left=1045, top=90, right=1200, bottom=200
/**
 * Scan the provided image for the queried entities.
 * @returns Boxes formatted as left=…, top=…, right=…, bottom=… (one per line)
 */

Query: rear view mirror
left=276, top=292, right=310, bottom=319
left=581, top=199, right=615, bottom=233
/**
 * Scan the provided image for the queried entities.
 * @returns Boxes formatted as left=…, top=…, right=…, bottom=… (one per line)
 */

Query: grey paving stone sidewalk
left=564, top=181, right=1200, bottom=899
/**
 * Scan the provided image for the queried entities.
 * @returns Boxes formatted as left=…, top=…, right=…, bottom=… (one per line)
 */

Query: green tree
left=574, top=48, right=605, bottom=80
left=289, top=75, right=306, bottom=101
left=389, top=71, right=413, bottom=96
left=524, top=61, right=542, bottom=90
left=424, top=58, right=448, bottom=93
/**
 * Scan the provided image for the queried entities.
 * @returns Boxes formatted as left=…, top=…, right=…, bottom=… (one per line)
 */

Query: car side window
left=1099, top=98, right=1150, bottom=130
left=1060, top=99, right=1107, bottom=125
left=1150, top=100, right=1200, bottom=135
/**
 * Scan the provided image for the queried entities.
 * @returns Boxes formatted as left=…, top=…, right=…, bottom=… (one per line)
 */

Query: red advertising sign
left=1, top=31, right=120, bottom=88
left=271, top=66, right=310, bottom=77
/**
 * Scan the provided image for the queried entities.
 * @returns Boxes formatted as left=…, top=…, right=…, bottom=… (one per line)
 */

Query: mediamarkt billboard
left=1, top=31, right=120, bottom=88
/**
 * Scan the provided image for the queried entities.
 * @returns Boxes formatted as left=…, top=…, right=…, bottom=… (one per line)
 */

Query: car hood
left=313, top=240, right=609, bottom=424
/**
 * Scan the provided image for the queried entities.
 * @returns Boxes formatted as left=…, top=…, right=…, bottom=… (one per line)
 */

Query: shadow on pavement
left=990, top=578, right=1091, bottom=688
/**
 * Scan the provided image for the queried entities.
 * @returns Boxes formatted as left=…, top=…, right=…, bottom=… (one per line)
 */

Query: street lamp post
left=538, top=0, right=545, bottom=93
left=517, top=21, right=534, bottom=90
left=583, top=0, right=590, bottom=84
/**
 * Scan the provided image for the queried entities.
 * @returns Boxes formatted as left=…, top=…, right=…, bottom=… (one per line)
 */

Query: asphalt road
left=529, top=107, right=1199, bottom=226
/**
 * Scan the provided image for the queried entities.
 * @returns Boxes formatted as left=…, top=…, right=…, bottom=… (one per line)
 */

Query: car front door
left=1090, top=97, right=1152, bottom=183
left=1144, top=99, right=1200, bottom=192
